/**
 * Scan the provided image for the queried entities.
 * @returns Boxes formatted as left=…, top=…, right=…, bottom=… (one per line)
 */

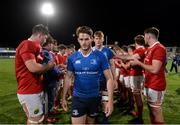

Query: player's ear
left=102, top=37, right=104, bottom=42
left=90, top=36, right=94, bottom=42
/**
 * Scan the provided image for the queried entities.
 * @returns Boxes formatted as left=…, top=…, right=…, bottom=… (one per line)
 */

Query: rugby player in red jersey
left=130, top=27, right=166, bottom=124
left=15, top=24, right=54, bottom=124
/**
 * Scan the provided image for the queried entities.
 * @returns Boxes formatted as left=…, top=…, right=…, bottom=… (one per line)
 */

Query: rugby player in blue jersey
left=62, top=26, right=114, bottom=124
left=93, top=31, right=116, bottom=123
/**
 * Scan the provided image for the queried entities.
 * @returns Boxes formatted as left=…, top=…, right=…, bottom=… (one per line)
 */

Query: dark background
left=0, top=0, right=180, bottom=48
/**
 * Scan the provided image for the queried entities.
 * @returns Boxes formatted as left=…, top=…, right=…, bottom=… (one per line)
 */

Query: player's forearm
left=29, top=63, right=50, bottom=74
left=106, top=78, right=114, bottom=102
left=115, top=54, right=133, bottom=60
left=110, top=61, right=116, bottom=80
left=62, top=75, right=71, bottom=100
left=138, top=61, right=159, bottom=74
left=38, top=64, right=51, bottom=73
left=121, top=62, right=130, bottom=69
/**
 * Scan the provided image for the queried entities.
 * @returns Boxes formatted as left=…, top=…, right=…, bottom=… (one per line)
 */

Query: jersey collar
left=78, top=48, right=93, bottom=57
left=149, top=41, right=159, bottom=48
left=93, top=45, right=104, bottom=51
left=136, top=45, right=144, bottom=49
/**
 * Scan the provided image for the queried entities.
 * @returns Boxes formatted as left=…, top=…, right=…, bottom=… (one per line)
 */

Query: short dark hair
left=42, top=35, right=54, bottom=47
left=121, top=45, right=128, bottom=52
left=128, top=45, right=136, bottom=51
left=58, top=44, right=67, bottom=50
left=69, top=44, right=75, bottom=49
left=76, top=26, right=93, bottom=37
left=134, top=35, right=145, bottom=46
left=94, top=31, right=104, bottom=38
left=32, top=24, right=49, bottom=35
left=144, top=27, right=159, bottom=39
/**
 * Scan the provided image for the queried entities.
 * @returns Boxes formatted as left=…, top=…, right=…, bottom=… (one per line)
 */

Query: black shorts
left=71, top=96, right=101, bottom=117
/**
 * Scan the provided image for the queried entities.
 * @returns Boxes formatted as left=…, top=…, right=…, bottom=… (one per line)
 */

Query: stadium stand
left=0, top=47, right=16, bottom=58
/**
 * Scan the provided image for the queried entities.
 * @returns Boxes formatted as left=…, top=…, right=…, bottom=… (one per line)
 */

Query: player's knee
left=28, top=115, right=44, bottom=124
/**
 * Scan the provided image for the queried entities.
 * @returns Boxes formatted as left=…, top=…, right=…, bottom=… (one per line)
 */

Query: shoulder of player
left=17, top=40, right=40, bottom=53
left=24, top=40, right=41, bottom=50
left=92, top=50, right=106, bottom=58
left=154, top=43, right=166, bottom=51
left=68, top=51, right=79, bottom=59
left=135, top=47, right=146, bottom=53
left=102, top=47, right=112, bottom=51
left=42, top=49, right=51, bottom=56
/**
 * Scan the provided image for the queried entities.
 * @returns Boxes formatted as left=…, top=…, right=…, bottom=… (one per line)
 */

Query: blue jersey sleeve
left=99, top=52, right=110, bottom=71
left=107, top=48, right=114, bottom=60
left=42, top=49, right=54, bottom=64
left=101, top=47, right=114, bottom=61
left=67, top=56, right=74, bottom=72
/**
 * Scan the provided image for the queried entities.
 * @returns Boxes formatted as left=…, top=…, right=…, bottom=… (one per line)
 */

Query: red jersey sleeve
left=21, top=53, right=35, bottom=62
left=152, top=46, right=166, bottom=62
left=134, top=48, right=145, bottom=59
left=20, top=42, right=40, bottom=62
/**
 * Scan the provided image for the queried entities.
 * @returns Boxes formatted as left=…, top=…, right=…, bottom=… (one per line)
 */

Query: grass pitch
left=0, top=59, right=180, bottom=124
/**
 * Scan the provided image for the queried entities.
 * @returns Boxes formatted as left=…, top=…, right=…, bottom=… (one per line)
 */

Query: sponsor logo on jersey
left=72, top=109, right=79, bottom=116
left=90, top=59, right=97, bottom=65
left=75, top=60, right=81, bottom=64
left=34, top=108, right=39, bottom=114
left=83, top=67, right=89, bottom=70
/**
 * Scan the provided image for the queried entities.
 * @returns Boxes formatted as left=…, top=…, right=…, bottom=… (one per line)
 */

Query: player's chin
left=81, top=46, right=89, bottom=50
left=82, top=48, right=89, bottom=51
left=96, top=43, right=101, bottom=46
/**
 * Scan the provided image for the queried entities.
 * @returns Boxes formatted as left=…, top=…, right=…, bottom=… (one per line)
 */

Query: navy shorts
left=71, top=96, right=101, bottom=117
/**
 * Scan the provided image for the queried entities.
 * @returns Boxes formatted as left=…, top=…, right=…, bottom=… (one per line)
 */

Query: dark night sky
left=1, top=0, right=180, bottom=48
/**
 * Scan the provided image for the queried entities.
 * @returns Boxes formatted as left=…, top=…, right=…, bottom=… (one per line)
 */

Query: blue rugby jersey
left=67, top=49, right=110, bottom=98
left=41, top=48, right=61, bottom=83
left=92, top=46, right=114, bottom=81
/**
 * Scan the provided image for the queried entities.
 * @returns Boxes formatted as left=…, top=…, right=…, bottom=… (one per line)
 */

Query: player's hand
left=130, top=58, right=140, bottom=66
left=47, top=61, right=55, bottom=69
left=61, top=99, right=68, bottom=112
left=105, top=100, right=114, bottom=117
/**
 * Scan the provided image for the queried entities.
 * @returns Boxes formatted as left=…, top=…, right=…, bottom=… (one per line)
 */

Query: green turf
left=0, top=59, right=180, bottom=123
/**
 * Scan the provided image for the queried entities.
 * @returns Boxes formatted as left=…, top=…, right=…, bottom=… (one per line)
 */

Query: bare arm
left=61, top=71, right=73, bottom=111
left=25, top=59, right=54, bottom=74
left=121, top=61, right=130, bottom=70
left=62, top=71, right=73, bottom=100
left=130, top=58, right=162, bottom=74
left=109, top=59, right=119, bottom=89
left=114, top=59, right=122, bottom=68
left=109, top=59, right=116, bottom=79
left=115, top=53, right=140, bottom=60
left=103, top=69, right=114, bottom=116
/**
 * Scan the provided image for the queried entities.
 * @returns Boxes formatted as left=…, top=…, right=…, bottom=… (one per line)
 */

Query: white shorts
left=56, top=79, right=64, bottom=93
left=119, top=75, right=124, bottom=83
left=144, top=88, right=165, bottom=107
left=124, top=76, right=130, bottom=88
left=115, top=68, right=120, bottom=79
left=101, top=91, right=108, bottom=102
left=130, top=75, right=144, bottom=92
left=17, top=91, right=44, bottom=117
